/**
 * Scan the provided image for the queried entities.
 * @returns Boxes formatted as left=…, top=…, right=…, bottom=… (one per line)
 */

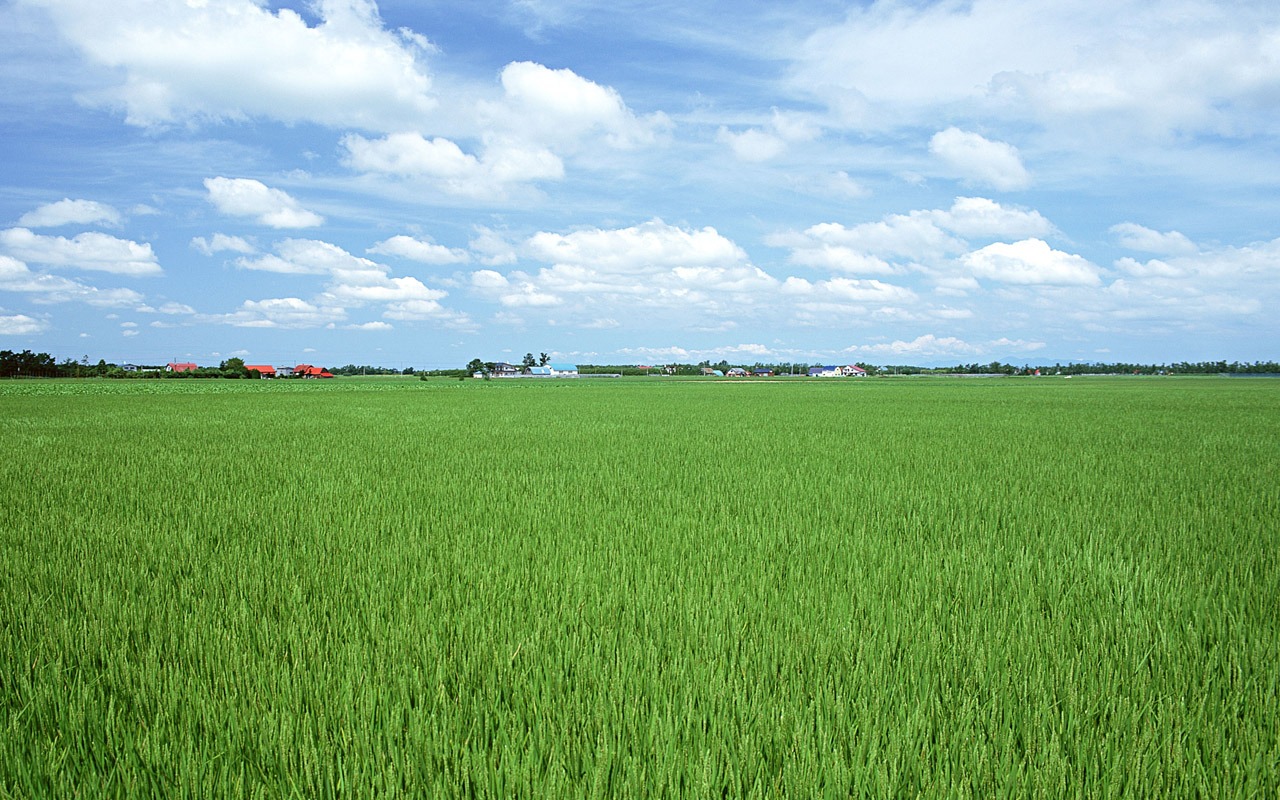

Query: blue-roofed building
left=527, top=366, right=552, bottom=376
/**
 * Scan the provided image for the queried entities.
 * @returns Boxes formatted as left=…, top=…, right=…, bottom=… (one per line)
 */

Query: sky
left=1, top=0, right=1278, bottom=369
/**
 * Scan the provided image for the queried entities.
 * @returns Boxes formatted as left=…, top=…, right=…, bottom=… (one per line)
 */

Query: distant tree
left=522, top=353, right=537, bottom=369
left=539, top=352, right=550, bottom=366
left=467, top=358, right=485, bottom=374
left=220, top=357, right=246, bottom=371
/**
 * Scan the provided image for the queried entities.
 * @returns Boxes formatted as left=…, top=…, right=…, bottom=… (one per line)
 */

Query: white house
left=549, top=363, right=579, bottom=377
left=841, top=365, right=868, bottom=377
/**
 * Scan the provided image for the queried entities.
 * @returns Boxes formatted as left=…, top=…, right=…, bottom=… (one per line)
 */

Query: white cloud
left=229, top=238, right=464, bottom=326
left=0, top=227, right=161, bottom=275
left=18, top=199, right=121, bottom=228
left=0, top=255, right=143, bottom=308
left=204, top=178, right=323, bottom=228
left=368, top=235, right=469, bottom=265
left=191, top=233, right=256, bottom=256
left=470, top=219, right=780, bottom=314
left=963, top=239, right=1102, bottom=286
left=0, top=314, right=47, bottom=335
left=929, top=128, right=1030, bottom=190
left=33, top=0, right=436, bottom=131
left=1110, top=223, right=1197, bottom=255
left=137, top=301, right=196, bottom=315
left=933, top=197, right=1053, bottom=239
left=617, top=343, right=776, bottom=362
left=717, top=127, right=787, bottom=162
left=846, top=334, right=979, bottom=358
left=342, top=132, right=563, bottom=198
left=717, top=109, right=821, bottom=162
left=343, top=133, right=479, bottom=178
left=792, top=0, right=1280, bottom=141
left=848, top=334, right=1048, bottom=359
left=774, top=194, right=1058, bottom=294
left=221, top=297, right=346, bottom=329
left=469, top=227, right=519, bottom=266
left=770, top=211, right=965, bottom=267
left=490, top=61, right=669, bottom=151
left=344, top=321, right=393, bottom=331
left=526, top=219, right=748, bottom=273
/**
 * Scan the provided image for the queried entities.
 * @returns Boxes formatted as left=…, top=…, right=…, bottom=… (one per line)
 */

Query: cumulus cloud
left=791, top=0, right=1280, bottom=140
left=845, top=334, right=1046, bottom=359
left=963, top=239, right=1102, bottom=286
left=1110, top=223, right=1198, bottom=255
left=929, top=128, right=1031, bottom=190
left=0, top=227, right=161, bottom=275
left=490, top=61, right=670, bottom=151
left=368, top=235, right=469, bottom=264
left=772, top=198, right=1057, bottom=280
left=344, top=321, right=393, bottom=331
left=469, top=219, right=779, bottom=314
left=191, top=233, right=256, bottom=256
left=0, top=255, right=143, bottom=306
left=18, top=199, right=121, bottom=228
left=845, top=334, right=980, bottom=358
left=229, top=238, right=464, bottom=326
left=342, top=132, right=563, bottom=198
left=220, top=297, right=346, bottom=329
left=717, top=127, right=787, bottom=162
left=33, top=0, right=436, bottom=130
left=0, top=313, right=47, bottom=335
left=933, top=197, right=1053, bottom=238
left=718, top=109, right=821, bottom=162
left=204, top=178, right=323, bottom=228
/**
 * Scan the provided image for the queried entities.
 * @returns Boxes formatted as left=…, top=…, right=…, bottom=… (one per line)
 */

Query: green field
left=1, top=376, right=1277, bottom=797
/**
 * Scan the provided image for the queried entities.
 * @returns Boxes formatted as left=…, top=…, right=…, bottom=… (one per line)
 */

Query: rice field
left=1, top=375, right=1276, bottom=797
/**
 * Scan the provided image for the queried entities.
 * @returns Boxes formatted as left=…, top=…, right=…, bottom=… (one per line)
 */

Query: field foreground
left=1, top=376, right=1277, bottom=797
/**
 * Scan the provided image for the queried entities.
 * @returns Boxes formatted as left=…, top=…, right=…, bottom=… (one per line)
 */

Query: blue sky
left=2, top=0, right=1278, bottom=369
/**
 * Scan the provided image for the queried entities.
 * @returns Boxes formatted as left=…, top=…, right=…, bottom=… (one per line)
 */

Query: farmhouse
left=753, top=369, right=774, bottom=377
left=727, top=368, right=749, bottom=377
left=808, top=365, right=867, bottom=377
left=276, top=365, right=295, bottom=377
left=245, top=364, right=276, bottom=378
left=549, top=363, right=579, bottom=377
left=294, top=364, right=334, bottom=378
left=491, top=362, right=521, bottom=377
left=166, top=362, right=198, bottom=373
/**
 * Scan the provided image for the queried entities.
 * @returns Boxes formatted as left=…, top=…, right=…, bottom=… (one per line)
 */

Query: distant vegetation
left=4, top=348, right=1279, bottom=380
left=2, top=377, right=1276, bottom=795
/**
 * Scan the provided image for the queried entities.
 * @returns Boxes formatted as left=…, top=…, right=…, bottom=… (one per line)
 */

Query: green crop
left=1, top=376, right=1276, bottom=797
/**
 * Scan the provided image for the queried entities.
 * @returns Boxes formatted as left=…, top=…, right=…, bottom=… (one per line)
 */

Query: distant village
left=150, top=361, right=335, bottom=379
left=2, top=348, right=1279, bottom=380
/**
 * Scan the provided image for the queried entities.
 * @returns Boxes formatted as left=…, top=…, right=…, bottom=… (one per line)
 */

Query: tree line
left=5, top=348, right=1280, bottom=380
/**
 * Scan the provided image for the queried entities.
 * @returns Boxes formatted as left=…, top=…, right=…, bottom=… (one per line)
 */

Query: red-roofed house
left=245, top=364, right=276, bottom=378
left=166, top=362, right=198, bottom=373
